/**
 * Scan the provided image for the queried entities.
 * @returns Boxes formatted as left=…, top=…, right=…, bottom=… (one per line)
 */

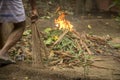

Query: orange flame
left=55, top=12, right=73, bottom=31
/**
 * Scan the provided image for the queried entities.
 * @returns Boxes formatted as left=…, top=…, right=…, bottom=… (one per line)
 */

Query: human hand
left=31, top=9, right=38, bottom=23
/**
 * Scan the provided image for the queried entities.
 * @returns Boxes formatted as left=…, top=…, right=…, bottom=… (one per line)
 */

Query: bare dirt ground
left=0, top=14, right=120, bottom=80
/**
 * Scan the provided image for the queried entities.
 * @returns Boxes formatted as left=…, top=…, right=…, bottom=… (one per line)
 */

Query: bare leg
left=0, top=23, right=4, bottom=49
left=0, top=21, right=25, bottom=57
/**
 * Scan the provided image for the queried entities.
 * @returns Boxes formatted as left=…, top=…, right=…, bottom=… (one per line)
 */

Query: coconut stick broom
left=26, top=1, right=48, bottom=68
left=31, top=21, right=48, bottom=68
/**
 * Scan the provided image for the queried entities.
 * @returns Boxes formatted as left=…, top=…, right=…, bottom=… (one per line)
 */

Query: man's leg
left=0, top=23, right=4, bottom=49
left=0, top=21, right=25, bottom=57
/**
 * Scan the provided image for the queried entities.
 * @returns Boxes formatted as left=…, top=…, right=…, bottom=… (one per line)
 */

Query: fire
left=54, top=12, right=73, bottom=31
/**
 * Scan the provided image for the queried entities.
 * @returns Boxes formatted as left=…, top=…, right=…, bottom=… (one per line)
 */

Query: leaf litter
left=9, top=26, right=120, bottom=68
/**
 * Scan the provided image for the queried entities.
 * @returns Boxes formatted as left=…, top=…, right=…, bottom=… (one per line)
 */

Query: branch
left=53, top=30, right=68, bottom=46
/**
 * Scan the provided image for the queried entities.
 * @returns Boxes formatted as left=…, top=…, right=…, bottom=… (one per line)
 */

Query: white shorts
left=0, top=0, right=26, bottom=23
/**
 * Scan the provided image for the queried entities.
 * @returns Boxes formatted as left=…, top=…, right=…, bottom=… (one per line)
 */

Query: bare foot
left=0, top=53, right=16, bottom=64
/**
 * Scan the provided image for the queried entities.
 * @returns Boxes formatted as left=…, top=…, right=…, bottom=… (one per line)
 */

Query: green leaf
left=111, top=43, right=120, bottom=49
left=23, top=30, right=31, bottom=36
left=45, top=38, right=53, bottom=45
left=44, top=28, right=52, bottom=34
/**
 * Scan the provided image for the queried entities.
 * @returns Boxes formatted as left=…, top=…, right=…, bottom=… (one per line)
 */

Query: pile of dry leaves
left=9, top=26, right=120, bottom=68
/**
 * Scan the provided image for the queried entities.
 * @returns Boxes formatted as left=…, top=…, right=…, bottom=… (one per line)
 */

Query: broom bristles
left=31, top=23, right=44, bottom=68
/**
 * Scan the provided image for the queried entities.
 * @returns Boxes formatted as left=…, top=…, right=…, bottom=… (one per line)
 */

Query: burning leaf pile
left=9, top=11, right=119, bottom=67
left=43, top=12, right=114, bottom=67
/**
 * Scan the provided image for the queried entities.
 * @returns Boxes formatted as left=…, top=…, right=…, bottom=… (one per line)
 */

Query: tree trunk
left=75, top=0, right=99, bottom=15
left=75, top=0, right=86, bottom=15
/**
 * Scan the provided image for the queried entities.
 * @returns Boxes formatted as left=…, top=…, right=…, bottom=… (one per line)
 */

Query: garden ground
left=0, top=14, right=120, bottom=80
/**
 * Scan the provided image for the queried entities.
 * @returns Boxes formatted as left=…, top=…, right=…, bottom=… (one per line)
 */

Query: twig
left=54, top=51, right=75, bottom=58
left=74, top=39, right=81, bottom=50
left=53, top=30, right=68, bottom=46
left=81, top=39, right=93, bottom=54
left=80, top=34, right=93, bottom=55
left=72, top=30, right=93, bottom=55
left=72, top=29, right=81, bottom=39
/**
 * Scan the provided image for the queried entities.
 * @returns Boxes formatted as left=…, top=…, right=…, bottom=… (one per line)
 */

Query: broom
left=26, top=1, right=48, bottom=68
left=31, top=21, right=48, bottom=68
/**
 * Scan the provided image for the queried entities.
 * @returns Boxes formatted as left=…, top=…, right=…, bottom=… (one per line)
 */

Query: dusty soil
left=0, top=15, right=120, bottom=80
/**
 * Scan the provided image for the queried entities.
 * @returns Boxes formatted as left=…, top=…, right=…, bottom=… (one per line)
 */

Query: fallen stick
left=54, top=51, right=75, bottom=58
left=90, top=64, right=120, bottom=71
left=72, top=29, right=81, bottom=39
left=72, top=30, right=93, bottom=55
left=81, top=39, right=93, bottom=55
left=53, top=30, right=68, bottom=46
left=80, top=34, right=93, bottom=55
